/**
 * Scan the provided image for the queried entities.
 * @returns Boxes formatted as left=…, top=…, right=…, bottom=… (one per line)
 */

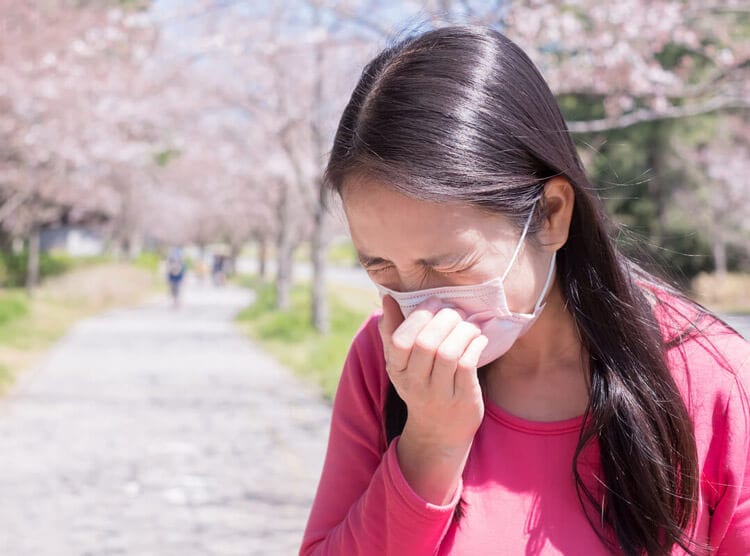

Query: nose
left=372, top=267, right=457, bottom=296
left=391, top=274, right=446, bottom=294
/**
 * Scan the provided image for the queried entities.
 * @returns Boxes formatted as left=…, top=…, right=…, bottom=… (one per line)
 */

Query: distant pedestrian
left=211, top=254, right=226, bottom=287
left=194, top=256, right=209, bottom=285
left=166, top=248, right=186, bottom=308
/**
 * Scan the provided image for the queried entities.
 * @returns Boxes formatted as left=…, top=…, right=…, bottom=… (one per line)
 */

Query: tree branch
left=566, top=96, right=750, bottom=133
left=0, top=187, right=34, bottom=224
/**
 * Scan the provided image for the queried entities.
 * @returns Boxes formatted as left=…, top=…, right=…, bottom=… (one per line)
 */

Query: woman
left=300, top=26, right=749, bottom=555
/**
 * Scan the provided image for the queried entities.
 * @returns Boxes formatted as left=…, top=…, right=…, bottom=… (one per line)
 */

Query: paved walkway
left=0, top=281, right=331, bottom=555
left=723, top=314, right=750, bottom=340
left=0, top=266, right=745, bottom=556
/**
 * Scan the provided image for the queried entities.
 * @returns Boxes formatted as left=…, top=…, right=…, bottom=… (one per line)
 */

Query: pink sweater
left=300, top=300, right=750, bottom=555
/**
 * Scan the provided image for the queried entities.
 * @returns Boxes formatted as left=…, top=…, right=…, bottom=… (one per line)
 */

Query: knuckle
left=391, top=338, right=411, bottom=354
left=390, top=334, right=411, bottom=352
left=413, top=334, right=439, bottom=353
left=457, top=357, right=477, bottom=371
left=384, top=353, right=406, bottom=375
left=436, top=307, right=462, bottom=323
left=457, top=321, right=481, bottom=336
left=435, top=345, right=460, bottom=363
left=458, top=354, right=478, bottom=370
left=386, top=365, right=403, bottom=377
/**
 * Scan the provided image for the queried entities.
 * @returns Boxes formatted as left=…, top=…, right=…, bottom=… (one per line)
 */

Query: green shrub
left=40, top=252, right=76, bottom=277
left=133, top=251, right=161, bottom=273
left=0, top=250, right=77, bottom=287
left=236, top=277, right=371, bottom=399
left=0, top=291, right=29, bottom=326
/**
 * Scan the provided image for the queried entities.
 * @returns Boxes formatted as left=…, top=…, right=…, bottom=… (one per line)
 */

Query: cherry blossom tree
left=3, top=0, right=746, bottom=299
left=0, top=0, right=154, bottom=290
left=673, top=115, right=750, bottom=276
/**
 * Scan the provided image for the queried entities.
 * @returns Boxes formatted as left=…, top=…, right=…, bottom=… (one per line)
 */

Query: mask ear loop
left=533, top=251, right=557, bottom=312
left=501, top=200, right=537, bottom=282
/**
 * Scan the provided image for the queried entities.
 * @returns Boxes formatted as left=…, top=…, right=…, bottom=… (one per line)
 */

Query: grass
left=0, top=263, right=158, bottom=394
left=0, top=250, right=116, bottom=288
left=235, top=274, right=380, bottom=399
left=133, top=251, right=162, bottom=273
left=691, top=272, right=750, bottom=314
left=0, top=291, right=29, bottom=326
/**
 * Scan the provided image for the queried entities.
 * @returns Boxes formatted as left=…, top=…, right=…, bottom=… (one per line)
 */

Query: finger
left=383, top=296, right=442, bottom=374
left=406, top=306, right=466, bottom=381
left=453, top=335, right=489, bottom=398
left=378, top=294, right=407, bottom=373
left=430, top=321, right=483, bottom=397
left=378, top=294, right=404, bottom=339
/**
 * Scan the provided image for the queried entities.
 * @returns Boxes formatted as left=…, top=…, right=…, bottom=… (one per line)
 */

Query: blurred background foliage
left=1, top=1, right=748, bottom=391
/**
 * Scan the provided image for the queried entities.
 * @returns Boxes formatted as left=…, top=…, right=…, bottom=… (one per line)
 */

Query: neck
left=486, top=281, right=586, bottom=378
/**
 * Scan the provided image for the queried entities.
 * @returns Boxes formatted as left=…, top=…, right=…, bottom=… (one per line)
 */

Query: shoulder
left=642, top=283, right=750, bottom=441
left=335, top=309, right=390, bottom=421
left=646, top=285, right=749, bottom=379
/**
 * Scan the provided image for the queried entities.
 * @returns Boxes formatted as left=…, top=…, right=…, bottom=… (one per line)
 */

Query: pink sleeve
left=710, top=351, right=750, bottom=555
left=300, top=315, right=461, bottom=555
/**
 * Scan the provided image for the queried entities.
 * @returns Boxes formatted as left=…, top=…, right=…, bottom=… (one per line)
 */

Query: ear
left=538, top=177, right=574, bottom=251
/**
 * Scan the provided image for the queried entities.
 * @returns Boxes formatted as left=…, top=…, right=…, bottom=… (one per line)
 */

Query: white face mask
left=372, top=203, right=556, bottom=367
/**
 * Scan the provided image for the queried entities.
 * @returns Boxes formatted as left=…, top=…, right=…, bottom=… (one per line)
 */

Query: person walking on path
left=166, top=247, right=187, bottom=308
left=301, top=27, right=750, bottom=555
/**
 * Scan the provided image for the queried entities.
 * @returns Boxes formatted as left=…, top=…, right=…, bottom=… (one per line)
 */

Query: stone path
left=723, top=314, right=750, bottom=340
left=0, top=281, right=331, bottom=556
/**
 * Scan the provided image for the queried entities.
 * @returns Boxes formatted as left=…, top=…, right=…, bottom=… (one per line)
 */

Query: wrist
left=396, top=424, right=473, bottom=506
left=401, top=418, right=475, bottom=457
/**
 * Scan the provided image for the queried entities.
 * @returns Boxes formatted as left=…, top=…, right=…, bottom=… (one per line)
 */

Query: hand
left=378, top=294, right=488, bottom=504
left=379, top=293, right=488, bottom=447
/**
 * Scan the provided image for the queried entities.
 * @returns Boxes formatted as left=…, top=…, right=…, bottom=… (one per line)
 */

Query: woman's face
left=341, top=178, right=556, bottom=315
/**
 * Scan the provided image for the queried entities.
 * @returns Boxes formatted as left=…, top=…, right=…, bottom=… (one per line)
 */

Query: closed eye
left=365, top=263, right=473, bottom=275
left=359, top=250, right=481, bottom=276
left=363, top=264, right=393, bottom=274
left=433, top=257, right=480, bottom=275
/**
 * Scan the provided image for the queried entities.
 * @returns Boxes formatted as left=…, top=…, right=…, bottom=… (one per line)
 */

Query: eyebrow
left=356, top=251, right=470, bottom=268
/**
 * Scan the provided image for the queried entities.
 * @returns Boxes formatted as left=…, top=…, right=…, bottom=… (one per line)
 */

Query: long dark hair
left=324, top=26, right=709, bottom=556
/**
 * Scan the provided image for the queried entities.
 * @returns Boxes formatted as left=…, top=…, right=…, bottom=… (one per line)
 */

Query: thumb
left=378, top=294, right=405, bottom=338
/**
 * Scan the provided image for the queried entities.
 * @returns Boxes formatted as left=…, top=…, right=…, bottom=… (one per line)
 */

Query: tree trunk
left=275, top=181, right=294, bottom=310
left=647, top=122, right=668, bottom=245
left=229, top=242, right=241, bottom=277
left=258, top=235, right=268, bottom=279
left=276, top=244, right=293, bottom=310
left=311, top=180, right=329, bottom=333
left=0, top=228, right=12, bottom=252
left=309, top=11, right=330, bottom=334
left=712, top=237, right=728, bottom=280
left=26, top=225, right=41, bottom=295
left=127, top=229, right=142, bottom=260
